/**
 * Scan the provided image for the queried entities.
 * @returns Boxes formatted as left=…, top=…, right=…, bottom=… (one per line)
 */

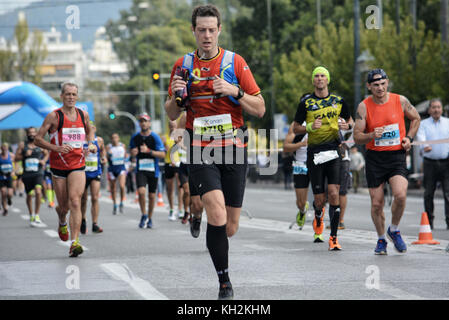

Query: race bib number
left=375, top=124, right=400, bottom=147
left=193, top=114, right=233, bottom=136
left=139, top=158, right=155, bottom=172
left=85, top=153, right=98, bottom=172
left=25, top=158, right=39, bottom=172
left=112, top=157, right=125, bottom=166
left=62, top=127, right=85, bottom=149
left=1, top=164, right=12, bottom=174
left=293, top=161, right=308, bottom=175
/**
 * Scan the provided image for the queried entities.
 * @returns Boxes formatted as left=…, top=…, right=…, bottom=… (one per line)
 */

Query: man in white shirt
left=416, top=98, right=449, bottom=229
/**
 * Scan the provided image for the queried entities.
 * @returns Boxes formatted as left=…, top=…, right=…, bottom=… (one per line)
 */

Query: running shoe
left=7, top=196, right=12, bottom=206
left=48, top=201, right=55, bottom=208
left=190, top=215, right=202, bottom=238
left=313, top=208, right=325, bottom=237
left=113, top=204, right=117, bottom=215
left=338, top=222, right=346, bottom=230
left=30, top=215, right=35, bottom=227
left=146, top=218, right=153, bottom=229
left=328, top=236, right=342, bottom=251
left=313, top=233, right=324, bottom=243
left=387, top=227, right=407, bottom=253
left=178, top=211, right=184, bottom=219
left=2, top=209, right=7, bottom=216
left=92, top=223, right=103, bottom=233
left=182, top=212, right=190, bottom=224
left=69, top=239, right=83, bottom=258
left=58, top=224, right=69, bottom=242
left=34, top=215, right=42, bottom=226
left=139, top=215, right=148, bottom=228
left=168, top=209, right=176, bottom=221
left=296, top=212, right=306, bottom=230
left=80, top=218, right=87, bottom=234
left=374, top=239, right=388, bottom=255
left=119, top=203, right=124, bottom=214
left=218, top=281, right=234, bottom=300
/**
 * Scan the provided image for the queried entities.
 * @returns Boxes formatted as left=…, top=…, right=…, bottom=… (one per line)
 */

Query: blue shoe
left=139, top=215, right=148, bottom=228
left=146, top=218, right=153, bottom=229
left=387, top=227, right=407, bottom=253
left=374, top=239, right=388, bottom=255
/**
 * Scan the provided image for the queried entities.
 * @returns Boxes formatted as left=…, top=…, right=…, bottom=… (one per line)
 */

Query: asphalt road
left=1, top=186, right=448, bottom=302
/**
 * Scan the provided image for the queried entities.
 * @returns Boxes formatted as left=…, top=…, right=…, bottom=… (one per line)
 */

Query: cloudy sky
left=0, top=0, right=42, bottom=15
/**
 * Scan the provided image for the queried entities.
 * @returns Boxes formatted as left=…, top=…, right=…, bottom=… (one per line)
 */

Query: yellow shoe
left=69, top=239, right=83, bottom=257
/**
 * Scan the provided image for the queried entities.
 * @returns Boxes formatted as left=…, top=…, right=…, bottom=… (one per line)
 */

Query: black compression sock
left=329, top=205, right=341, bottom=237
left=206, top=223, right=230, bottom=284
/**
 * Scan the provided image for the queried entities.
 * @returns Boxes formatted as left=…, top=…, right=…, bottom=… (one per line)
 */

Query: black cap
left=367, top=69, right=388, bottom=84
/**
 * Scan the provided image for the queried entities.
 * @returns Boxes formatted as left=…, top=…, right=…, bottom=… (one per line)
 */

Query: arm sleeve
left=294, top=100, right=307, bottom=124
left=339, top=98, right=351, bottom=120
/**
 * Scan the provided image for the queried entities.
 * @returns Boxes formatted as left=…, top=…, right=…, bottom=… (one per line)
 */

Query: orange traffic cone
left=412, top=212, right=440, bottom=245
left=157, top=192, right=165, bottom=207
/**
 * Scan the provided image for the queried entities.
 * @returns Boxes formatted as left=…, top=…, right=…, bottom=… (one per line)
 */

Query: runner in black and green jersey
left=293, top=66, right=353, bottom=250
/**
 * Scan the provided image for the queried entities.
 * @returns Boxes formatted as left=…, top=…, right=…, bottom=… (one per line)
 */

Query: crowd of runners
left=2, top=4, right=447, bottom=301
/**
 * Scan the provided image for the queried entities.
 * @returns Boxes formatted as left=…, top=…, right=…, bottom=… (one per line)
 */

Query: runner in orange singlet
left=165, top=5, right=265, bottom=300
left=35, top=82, right=97, bottom=257
left=353, top=69, right=420, bottom=255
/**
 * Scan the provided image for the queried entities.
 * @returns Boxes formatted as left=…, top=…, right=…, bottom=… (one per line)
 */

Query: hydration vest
left=181, top=50, right=240, bottom=105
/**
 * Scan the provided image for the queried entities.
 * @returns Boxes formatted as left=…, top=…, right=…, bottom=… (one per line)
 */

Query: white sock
left=378, top=235, right=386, bottom=240
left=390, top=224, right=399, bottom=232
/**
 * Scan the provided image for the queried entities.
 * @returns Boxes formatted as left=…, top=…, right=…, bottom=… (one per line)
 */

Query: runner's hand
left=401, top=136, right=411, bottom=151
left=57, top=144, right=73, bottom=154
left=372, top=127, right=384, bottom=139
left=88, top=143, right=97, bottom=154
left=171, top=75, right=187, bottom=99
left=140, top=144, right=150, bottom=153
left=213, top=75, right=238, bottom=97
left=338, top=118, right=349, bottom=130
left=312, top=117, right=322, bottom=130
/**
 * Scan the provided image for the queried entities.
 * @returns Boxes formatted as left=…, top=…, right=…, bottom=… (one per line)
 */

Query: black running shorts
left=22, top=174, right=44, bottom=194
left=294, top=173, right=310, bottom=189
left=307, top=148, right=341, bottom=195
left=136, top=171, right=158, bottom=193
left=188, top=145, right=247, bottom=208
left=365, top=149, right=408, bottom=188
left=164, top=165, right=178, bottom=180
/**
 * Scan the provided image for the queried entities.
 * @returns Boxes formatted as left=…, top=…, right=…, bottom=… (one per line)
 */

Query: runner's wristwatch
left=406, top=135, right=414, bottom=143
left=235, top=87, right=244, bottom=100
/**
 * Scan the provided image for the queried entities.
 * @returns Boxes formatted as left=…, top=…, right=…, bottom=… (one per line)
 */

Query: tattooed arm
left=353, top=101, right=383, bottom=145
left=400, top=95, right=421, bottom=151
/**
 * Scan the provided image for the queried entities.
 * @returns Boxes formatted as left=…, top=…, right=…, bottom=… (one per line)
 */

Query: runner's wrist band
left=406, top=135, right=414, bottom=143
left=306, top=122, right=316, bottom=133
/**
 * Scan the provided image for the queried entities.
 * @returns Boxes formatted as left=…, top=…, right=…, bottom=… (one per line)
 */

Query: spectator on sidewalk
left=416, top=98, right=449, bottom=230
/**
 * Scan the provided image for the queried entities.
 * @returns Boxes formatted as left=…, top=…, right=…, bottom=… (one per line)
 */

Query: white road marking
left=20, top=214, right=47, bottom=227
left=238, top=216, right=449, bottom=255
left=101, top=263, right=168, bottom=300
left=44, top=229, right=59, bottom=238
left=12, top=207, right=21, bottom=213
